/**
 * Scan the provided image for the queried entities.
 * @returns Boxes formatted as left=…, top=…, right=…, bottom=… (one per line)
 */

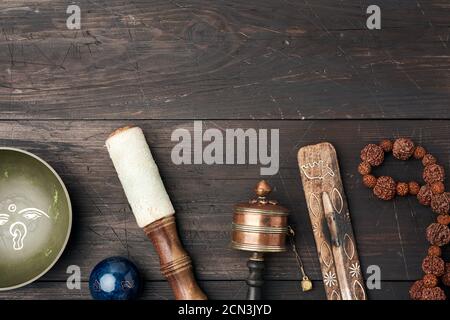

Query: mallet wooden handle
left=144, top=216, right=207, bottom=300
left=106, top=126, right=207, bottom=300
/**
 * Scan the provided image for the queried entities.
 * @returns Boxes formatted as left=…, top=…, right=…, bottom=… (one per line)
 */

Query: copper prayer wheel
left=232, top=180, right=288, bottom=253
left=231, top=180, right=289, bottom=300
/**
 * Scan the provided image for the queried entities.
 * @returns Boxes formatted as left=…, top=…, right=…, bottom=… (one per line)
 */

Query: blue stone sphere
left=89, top=257, right=141, bottom=300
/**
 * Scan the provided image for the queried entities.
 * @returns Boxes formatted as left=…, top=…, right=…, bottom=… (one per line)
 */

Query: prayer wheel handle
left=246, top=252, right=265, bottom=300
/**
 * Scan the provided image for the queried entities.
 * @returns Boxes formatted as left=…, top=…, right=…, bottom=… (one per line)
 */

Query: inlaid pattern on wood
left=344, top=234, right=355, bottom=261
left=331, top=188, right=343, bottom=214
left=298, top=142, right=367, bottom=300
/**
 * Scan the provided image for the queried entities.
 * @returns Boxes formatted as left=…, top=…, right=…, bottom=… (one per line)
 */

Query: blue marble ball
left=89, top=256, right=142, bottom=300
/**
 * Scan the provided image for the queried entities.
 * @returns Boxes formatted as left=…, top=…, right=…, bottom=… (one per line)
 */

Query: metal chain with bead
left=287, top=226, right=313, bottom=292
left=358, top=138, right=450, bottom=300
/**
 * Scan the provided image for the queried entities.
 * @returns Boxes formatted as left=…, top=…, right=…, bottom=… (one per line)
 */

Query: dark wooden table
left=0, top=0, right=449, bottom=300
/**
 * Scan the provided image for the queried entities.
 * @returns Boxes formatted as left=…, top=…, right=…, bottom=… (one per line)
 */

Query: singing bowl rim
left=0, top=147, right=72, bottom=291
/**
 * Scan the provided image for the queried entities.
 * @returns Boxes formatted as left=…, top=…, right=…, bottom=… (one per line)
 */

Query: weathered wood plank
left=0, top=280, right=414, bottom=300
left=0, top=1, right=449, bottom=119
left=2, top=0, right=450, bottom=32
left=0, top=120, right=447, bottom=284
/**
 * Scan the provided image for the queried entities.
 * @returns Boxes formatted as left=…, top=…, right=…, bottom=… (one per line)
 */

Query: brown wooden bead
left=373, top=176, right=396, bottom=200
left=414, top=146, right=426, bottom=160
left=422, top=255, right=445, bottom=276
left=437, top=214, right=450, bottom=225
left=442, top=272, right=450, bottom=287
left=421, top=287, right=446, bottom=300
left=443, top=264, right=450, bottom=286
left=396, top=182, right=409, bottom=196
left=417, top=185, right=433, bottom=206
left=431, top=193, right=449, bottom=215
left=363, top=174, right=377, bottom=189
left=409, top=280, right=425, bottom=300
left=431, top=182, right=445, bottom=195
left=393, top=138, right=415, bottom=160
left=422, top=154, right=437, bottom=167
left=408, top=181, right=420, bottom=196
left=361, top=144, right=384, bottom=166
left=428, top=245, right=442, bottom=257
left=358, top=162, right=372, bottom=175
left=426, top=223, right=450, bottom=246
left=379, top=139, right=393, bottom=152
left=423, top=164, right=445, bottom=184
left=422, top=274, right=438, bottom=288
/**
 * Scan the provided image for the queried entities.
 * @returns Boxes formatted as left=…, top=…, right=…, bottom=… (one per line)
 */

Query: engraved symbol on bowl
left=0, top=200, right=50, bottom=251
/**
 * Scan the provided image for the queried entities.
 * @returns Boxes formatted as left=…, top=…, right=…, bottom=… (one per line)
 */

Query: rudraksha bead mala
left=358, top=138, right=449, bottom=300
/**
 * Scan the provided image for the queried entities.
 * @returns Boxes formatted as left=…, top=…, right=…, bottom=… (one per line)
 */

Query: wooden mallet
left=106, top=126, right=207, bottom=300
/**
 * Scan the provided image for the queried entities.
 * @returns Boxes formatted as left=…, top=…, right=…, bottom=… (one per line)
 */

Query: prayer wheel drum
left=232, top=181, right=288, bottom=253
left=231, top=180, right=289, bottom=300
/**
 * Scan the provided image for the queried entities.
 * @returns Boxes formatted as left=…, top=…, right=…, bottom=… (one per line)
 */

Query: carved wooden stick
left=106, top=126, right=206, bottom=300
left=298, top=142, right=366, bottom=300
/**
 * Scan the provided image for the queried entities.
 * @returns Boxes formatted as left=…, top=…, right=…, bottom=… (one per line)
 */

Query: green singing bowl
left=0, top=148, right=72, bottom=290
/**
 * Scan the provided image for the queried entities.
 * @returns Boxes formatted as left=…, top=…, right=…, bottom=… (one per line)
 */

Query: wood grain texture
left=298, top=142, right=366, bottom=300
left=0, top=280, right=414, bottom=300
left=144, top=216, right=207, bottom=300
left=0, top=0, right=449, bottom=300
left=0, top=120, right=447, bottom=289
left=0, top=0, right=449, bottom=119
